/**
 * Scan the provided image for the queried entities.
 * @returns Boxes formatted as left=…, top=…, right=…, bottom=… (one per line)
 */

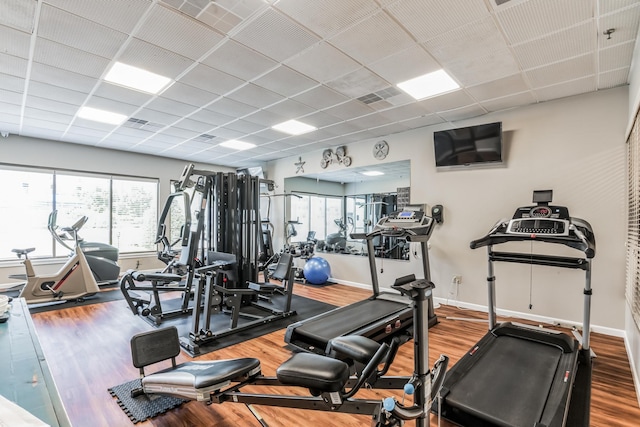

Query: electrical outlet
left=453, top=275, right=462, bottom=285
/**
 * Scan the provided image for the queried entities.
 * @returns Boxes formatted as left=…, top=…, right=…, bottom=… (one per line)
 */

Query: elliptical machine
left=49, top=211, right=120, bottom=285
left=11, top=218, right=101, bottom=304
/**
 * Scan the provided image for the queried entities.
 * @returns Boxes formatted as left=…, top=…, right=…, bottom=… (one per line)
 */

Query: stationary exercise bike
left=48, top=210, right=120, bottom=285
left=11, top=217, right=101, bottom=304
left=128, top=276, right=448, bottom=426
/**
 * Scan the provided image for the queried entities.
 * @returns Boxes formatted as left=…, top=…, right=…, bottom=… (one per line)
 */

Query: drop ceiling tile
left=323, top=100, right=375, bottom=121
left=22, top=116, right=70, bottom=131
left=275, top=0, right=378, bottom=39
left=264, top=99, right=316, bottom=118
left=29, top=62, right=97, bottom=92
left=206, top=97, right=257, bottom=118
left=326, top=68, right=390, bottom=98
left=195, top=2, right=244, bottom=34
left=62, top=133, right=104, bottom=145
left=0, top=25, right=32, bottom=58
left=346, top=113, right=392, bottom=131
left=135, top=108, right=182, bottom=126
left=496, top=0, right=592, bottom=45
left=190, top=108, right=235, bottom=126
left=598, top=67, right=630, bottom=89
left=73, top=118, right=120, bottom=132
left=209, top=127, right=246, bottom=140
left=179, top=64, right=243, bottom=96
left=174, top=118, right=217, bottom=133
left=386, top=0, right=489, bottom=43
left=437, top=104, right=487, bottom=122
left=87, top=96, right=140, bottom=116
left=38, top=4, right=128, bottom=58
left=44, top=0, right=151, bottom=33
left=1, top=117, right=21, bottom=133
left=398, top=114, right=445, bottom=128
left=147, top=97, right=199, bottom=117
left=94, top=82, right=155, bottom=106
left=0, top=72, right=24, bottom=92
left=0, top=90, right=22, bottom=106
left=446, top=47, right=521, bottom=86
left=202, top=39, right=277, bottom=81
left=226, top=83, right=285, bottom=109
left=422, top=16, right=507, bottom=65
left=119, top=38, right=193, bottom=79
left=161, top=82, right=219, bottom=107
left=27, top=80, right=87, bottom=104
left=599, top=41, right=635, bottom=72
left=480, top=91, right=537, bottom=112
left=329, top=11, right=415, bottom=65
left=159, top=126, right=200, bottom=139
left=600, top=0, right=640, bottom=15
left=467, top=73, right=530, bottom=101
left=231, top=9, right=319, bottom=62
left=292, top=86, right=350, bottom=110
left=20, top=125, right=65, bottom=140
left=25, top=95, right=78, bottom=116
left=296, top=110, right=343, bottom=128
left=33, top=38, right=110, bottom=78
left=244, top=109, right=288, bottom=127
left=417, top=90, right=476, bottom=112
left=526, top=54, right=595, bottom=88
left=135, top=4, right=224, bottom=61
left=512, top=22, right=596, bottom=70
left=377, top=103, right=433, bottom=122
left=0, top=52, right=28, bottom=77
left=1, top=0, right=36, bottom=32
left=285, top=42, right=360, bottom=83
left=223, top=119, right=265, bottom=134
left=254, top=66, right=319, bottom=97
left=368, top=45, right=441, bottom=84
left=65, top=125, right=111, bottom=138
left=534, top=76, right=597, bottom=102
left=598, top=6, right=640, bottom=48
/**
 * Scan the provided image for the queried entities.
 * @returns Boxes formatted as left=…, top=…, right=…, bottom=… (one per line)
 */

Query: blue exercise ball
left=303, top=257, right=331, bottom=285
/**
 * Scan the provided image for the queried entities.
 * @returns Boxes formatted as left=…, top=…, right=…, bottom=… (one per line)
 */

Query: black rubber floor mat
left=108, top=378, right=188, bottom=424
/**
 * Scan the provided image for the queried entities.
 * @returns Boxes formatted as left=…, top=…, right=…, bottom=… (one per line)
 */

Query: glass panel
left=112, top=178, right=158, bottom=252
left=55, top=174, right=111, bottom=255
left=289, top=195, right=309, bottom=244
left=0, top=169, right=53, bottom=259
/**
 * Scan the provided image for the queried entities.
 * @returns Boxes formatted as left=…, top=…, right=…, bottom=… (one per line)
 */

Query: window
left=627, top=110, right=640, bottom=329
left=289, top=193, right=344, bottom=242
left=0, top=165, right=158, bottom=260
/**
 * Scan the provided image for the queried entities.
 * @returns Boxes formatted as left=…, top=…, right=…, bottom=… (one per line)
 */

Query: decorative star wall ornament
left=295, top=157, right=305, bottom=174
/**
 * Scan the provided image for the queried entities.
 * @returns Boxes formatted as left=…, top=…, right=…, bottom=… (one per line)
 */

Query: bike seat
left=12, top=248, right=35, bottom=257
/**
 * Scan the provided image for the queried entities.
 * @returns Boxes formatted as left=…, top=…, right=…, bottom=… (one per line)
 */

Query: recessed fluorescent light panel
left=220, top=140, right=256, bottom=151
left=397, top=69, right=460, bottom=100
left=361, top=171, right=384, bottom=176
left=77, top=106, right=127, bottom=125
left=104, top=62, right=172, bottom=94
left=272, top=119, right=317, bottom=135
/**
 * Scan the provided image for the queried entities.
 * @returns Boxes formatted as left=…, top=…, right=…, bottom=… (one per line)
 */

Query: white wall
left=0, top=135, right=234, bottom=274
left=268, top=86, right=628, bottom=331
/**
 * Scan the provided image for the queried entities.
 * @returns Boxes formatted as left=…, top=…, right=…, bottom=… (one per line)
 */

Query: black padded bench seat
left=276, top=353, right=349, bottom=393
left=130, top=270, right=184, bottom=285
left=142, top=358, right=261, bottom=401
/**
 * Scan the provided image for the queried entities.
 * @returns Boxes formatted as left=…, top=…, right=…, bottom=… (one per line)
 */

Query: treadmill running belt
left=292, top=299, right=408, bottom=343
left=446, top=336, right=562, bottom=426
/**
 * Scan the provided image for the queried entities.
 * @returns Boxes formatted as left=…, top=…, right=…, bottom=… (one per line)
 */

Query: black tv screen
left=434, top=122, right=503, bottom=168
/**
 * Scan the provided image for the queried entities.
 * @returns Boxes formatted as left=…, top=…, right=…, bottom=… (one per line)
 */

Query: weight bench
left=129, top=326, right=388, bottom=404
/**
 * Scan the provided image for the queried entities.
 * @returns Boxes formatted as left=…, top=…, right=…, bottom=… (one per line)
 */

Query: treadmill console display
left=374, top=210, right=433, bottom=237
left=505, top=204, right=570, bottom=236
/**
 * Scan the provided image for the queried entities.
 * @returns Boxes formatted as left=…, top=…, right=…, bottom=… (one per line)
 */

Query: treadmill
left=433, top=190, right=594, bottom=427
left=284, top=207, right=438, bottom=355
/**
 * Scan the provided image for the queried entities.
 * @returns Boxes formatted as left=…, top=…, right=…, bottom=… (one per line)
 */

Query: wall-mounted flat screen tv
left=434, top=122, right=503, bottom=168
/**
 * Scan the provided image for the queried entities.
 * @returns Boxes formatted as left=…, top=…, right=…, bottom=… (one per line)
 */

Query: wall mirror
left=282, top=160, right=411, bottom=260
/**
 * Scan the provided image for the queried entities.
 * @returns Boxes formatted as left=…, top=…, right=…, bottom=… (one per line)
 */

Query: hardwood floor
left=30, top=283, right=640, bottom=427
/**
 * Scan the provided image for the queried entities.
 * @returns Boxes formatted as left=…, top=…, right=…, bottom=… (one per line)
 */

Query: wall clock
left=373, top=140, right=389, bottom=160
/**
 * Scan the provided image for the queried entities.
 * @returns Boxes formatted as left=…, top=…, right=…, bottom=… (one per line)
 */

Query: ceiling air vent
left=123, top=118, right=164, bottom=132
left=193, top=133, right=217, bottom=143
left=357, top=86, right=403, bottom=105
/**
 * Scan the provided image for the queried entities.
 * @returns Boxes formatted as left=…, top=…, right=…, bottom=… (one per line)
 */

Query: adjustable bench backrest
left=131, top=326, right=180, bottom=376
